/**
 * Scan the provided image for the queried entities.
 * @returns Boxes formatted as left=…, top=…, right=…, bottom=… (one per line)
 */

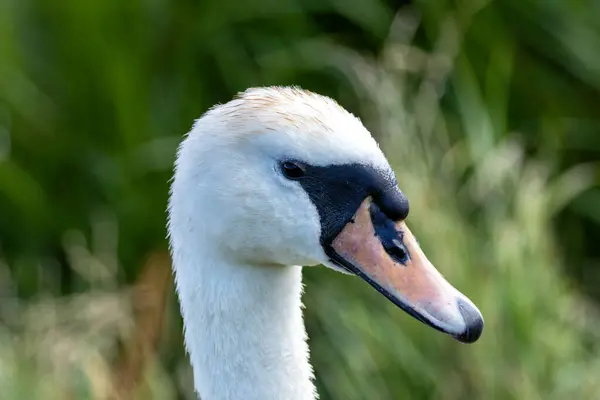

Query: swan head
left=169, top=86, right=483, bottom=344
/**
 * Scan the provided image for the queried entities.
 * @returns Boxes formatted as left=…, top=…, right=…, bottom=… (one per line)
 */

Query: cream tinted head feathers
left=191, top=86, right=389, bottom=168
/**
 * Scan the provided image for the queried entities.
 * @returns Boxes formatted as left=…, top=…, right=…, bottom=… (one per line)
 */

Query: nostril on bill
left=454, top=297, right=484, bottom=344
left=368, top=203, right=411, bottom=265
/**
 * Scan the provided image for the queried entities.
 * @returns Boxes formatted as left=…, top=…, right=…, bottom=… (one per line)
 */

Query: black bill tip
left=453, top=297, right=484, bottom=344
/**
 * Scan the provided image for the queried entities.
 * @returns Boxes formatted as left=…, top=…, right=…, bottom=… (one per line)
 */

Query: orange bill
left=329, top=197, right=483, bottom=343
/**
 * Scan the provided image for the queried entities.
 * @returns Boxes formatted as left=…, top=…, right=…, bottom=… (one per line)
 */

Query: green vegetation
left=1, top=0, right=599, bottom=399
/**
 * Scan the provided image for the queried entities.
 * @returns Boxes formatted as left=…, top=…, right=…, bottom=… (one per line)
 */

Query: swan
left=167, top=86, right=484, bottom=400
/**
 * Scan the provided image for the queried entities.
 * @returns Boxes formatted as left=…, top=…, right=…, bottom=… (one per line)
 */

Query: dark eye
left=281, top=161, right=305, bottom=179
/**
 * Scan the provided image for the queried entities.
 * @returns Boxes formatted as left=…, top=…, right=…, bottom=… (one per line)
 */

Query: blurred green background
left=1, top=0, right=600, bottom=399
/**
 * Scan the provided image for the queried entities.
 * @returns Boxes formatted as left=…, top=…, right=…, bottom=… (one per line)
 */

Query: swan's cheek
left=223, top=190, right=324, bottom=266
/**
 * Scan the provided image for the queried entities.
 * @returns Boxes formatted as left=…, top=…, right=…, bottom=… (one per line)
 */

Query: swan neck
left=174, top=253, right=316, bottom=400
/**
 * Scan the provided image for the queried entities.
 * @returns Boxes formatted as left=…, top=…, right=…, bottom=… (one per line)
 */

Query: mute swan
left=168, top=86, right=483, bottom=400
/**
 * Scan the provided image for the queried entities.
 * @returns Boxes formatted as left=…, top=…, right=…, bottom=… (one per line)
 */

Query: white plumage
left=168, top=86, right=483, bottom=400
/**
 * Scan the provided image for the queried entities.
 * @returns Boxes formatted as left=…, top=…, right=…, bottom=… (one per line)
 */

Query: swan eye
left=281, top=161, right=305, bottom=179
